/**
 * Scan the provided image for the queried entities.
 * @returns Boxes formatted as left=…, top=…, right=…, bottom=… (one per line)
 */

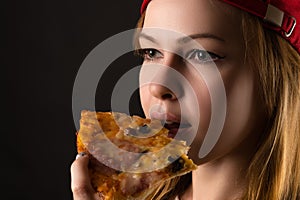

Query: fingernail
left=76, top=152, right=87, bottom=159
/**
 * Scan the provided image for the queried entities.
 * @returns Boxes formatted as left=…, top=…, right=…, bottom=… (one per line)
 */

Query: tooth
left=165, top=121, right=173, bottom=124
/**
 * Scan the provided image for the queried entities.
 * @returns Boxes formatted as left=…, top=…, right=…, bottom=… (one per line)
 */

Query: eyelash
left=137, top=48, right=224, bottom=64
left=137, top=48, right=163, bottom=61
left=186, top=49, right=225, bottom=63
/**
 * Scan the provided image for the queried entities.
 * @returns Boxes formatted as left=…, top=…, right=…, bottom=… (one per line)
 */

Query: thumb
left=70, top=153, right=99, bottom=200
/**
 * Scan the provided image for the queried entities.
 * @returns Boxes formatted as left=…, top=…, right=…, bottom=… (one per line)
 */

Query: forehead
left=143, top=0, right=242, bottom=40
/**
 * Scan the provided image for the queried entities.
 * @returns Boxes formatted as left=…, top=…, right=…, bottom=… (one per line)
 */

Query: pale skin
left=71, top=0, right=267, bottom=199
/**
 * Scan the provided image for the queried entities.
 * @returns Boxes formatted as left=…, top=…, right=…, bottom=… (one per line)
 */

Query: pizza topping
left=169, top=157, right=185, bottom=173
left=138, top=124, right=151, bottom=134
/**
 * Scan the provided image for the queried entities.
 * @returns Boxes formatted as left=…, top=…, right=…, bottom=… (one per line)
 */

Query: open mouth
left=149, top=111, right=192, bottom=138
left=163, top=121, right=192, bottom=138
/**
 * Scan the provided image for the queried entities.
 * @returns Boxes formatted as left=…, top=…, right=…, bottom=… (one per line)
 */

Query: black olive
left=138, top=124, right=150, bottom=134
left=171, top=158, right=184, bottom=173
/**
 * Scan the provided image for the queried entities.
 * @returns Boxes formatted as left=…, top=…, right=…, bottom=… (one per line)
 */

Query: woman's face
left=138, top=0, right=267, bottom=164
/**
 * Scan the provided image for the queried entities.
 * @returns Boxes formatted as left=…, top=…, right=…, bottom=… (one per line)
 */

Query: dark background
left=4, top=0, right=143, bottom=199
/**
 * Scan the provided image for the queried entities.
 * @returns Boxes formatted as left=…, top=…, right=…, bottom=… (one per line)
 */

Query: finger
left=70, top=153, right=99, bottom=200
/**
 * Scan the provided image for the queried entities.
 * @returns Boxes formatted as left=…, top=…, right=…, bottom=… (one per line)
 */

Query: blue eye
left=139, top=48, right=163, bottom=61
left=186, top=49, right=224, bottom=64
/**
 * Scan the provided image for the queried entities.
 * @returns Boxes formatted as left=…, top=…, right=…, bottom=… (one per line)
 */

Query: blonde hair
left=241, top=12, right=300, bottom=200
left=134, top=10, right=300, bottom=200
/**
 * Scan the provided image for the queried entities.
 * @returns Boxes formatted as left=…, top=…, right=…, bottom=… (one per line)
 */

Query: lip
left=150, top=111, right=180, bottom=123
left=164, top=122, right=192, bottom=138
left=150, top=111, right=191, bottom=138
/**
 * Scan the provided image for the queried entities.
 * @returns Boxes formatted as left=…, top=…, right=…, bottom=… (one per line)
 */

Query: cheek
left=224, top=67, right=260, bottom=139
left=202, top=67, right=261, bottom=161
left=139, top=86, right=151, bottom=118
left=185, top=75, right=213, bottom=161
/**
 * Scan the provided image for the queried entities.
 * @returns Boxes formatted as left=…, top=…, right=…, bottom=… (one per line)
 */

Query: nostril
left=149, top=83, right=178, bottom=100
left=162, top=93, right=175, bottom=100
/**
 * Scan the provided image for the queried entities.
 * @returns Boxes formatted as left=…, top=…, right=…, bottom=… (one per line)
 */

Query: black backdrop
left=4, top=1, right=143, bottom=199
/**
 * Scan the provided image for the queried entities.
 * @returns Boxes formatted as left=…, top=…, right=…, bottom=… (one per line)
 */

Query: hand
left=70, top=153, right=101, bottom=200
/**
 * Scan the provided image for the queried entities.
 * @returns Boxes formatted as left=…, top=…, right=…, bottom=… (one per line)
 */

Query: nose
left=149, top=83, right=177, bottom=100
left=148, top=53, right=184, bottom=101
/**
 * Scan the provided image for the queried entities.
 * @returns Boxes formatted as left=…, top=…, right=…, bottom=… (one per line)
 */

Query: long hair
left=134, top=10, right=300, bottom=200
left=240, top=12, right=300, bottom=200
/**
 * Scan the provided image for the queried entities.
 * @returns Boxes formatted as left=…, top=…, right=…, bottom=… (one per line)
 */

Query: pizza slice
left=76, top=110, right=197, bottom=200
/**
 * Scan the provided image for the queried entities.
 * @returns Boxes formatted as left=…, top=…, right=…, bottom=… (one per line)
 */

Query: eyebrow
left=138, top=33, right=158, bottom=44
left=138, top=32, right=225, bottom=44
left=180, top=33, right=225, bottom=43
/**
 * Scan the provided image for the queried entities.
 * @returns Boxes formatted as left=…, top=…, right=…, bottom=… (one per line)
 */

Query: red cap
left=140, top=0, right=151, bottom=15
left=140, top=0, right=300, bottom=54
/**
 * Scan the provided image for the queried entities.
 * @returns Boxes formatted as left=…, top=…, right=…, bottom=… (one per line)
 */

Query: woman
left=71, top=0, right=300, bottom=199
